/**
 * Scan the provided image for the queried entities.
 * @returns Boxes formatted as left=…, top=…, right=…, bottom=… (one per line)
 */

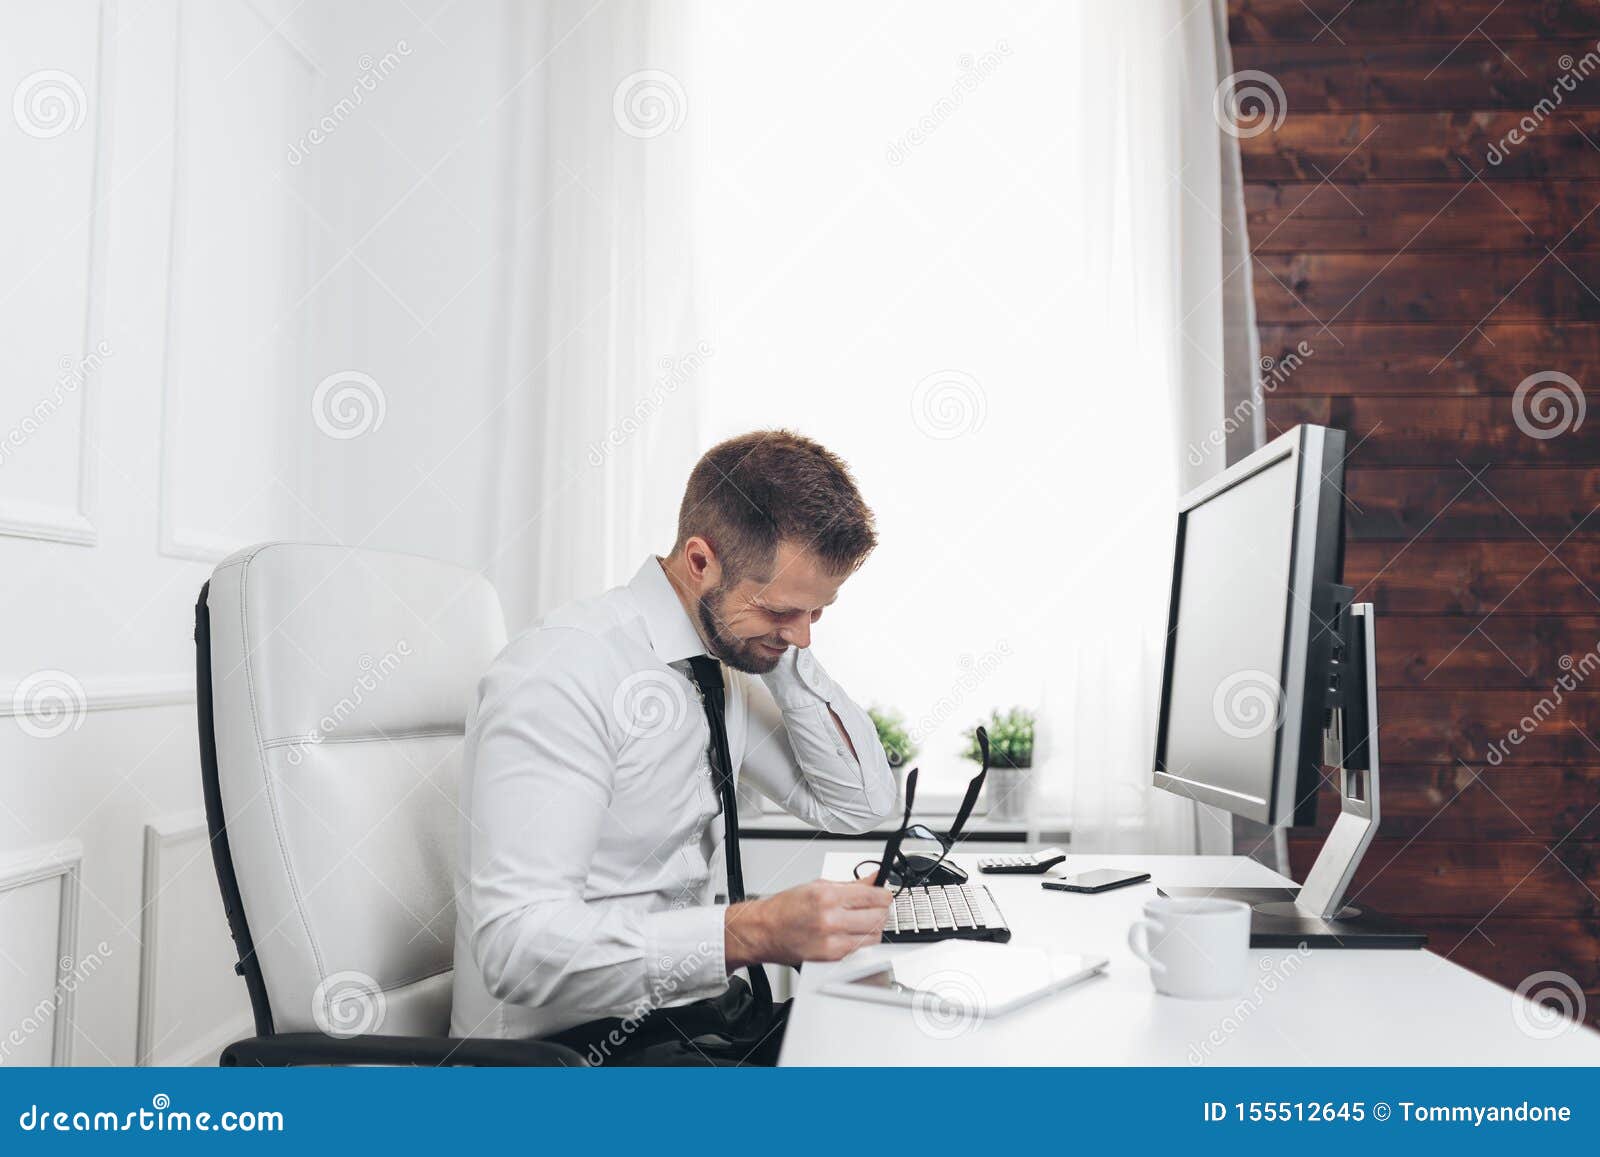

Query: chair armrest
left=219, top=1032, right=585, bottom=1067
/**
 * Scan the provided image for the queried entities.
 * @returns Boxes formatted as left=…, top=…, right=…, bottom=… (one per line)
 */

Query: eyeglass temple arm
left=946, top=726, right=989, bottom=844
left=872, top=767, right=918, bottom=887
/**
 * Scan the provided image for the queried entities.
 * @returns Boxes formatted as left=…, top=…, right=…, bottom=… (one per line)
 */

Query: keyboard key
left=881, top=884, right=1010, bottom=943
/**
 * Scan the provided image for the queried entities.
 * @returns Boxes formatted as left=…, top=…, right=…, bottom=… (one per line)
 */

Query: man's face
left=694, top=539, right=846, bottom=674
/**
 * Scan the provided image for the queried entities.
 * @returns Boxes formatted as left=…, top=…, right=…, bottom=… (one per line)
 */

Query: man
left=450, top=430, right=898, bottom=1064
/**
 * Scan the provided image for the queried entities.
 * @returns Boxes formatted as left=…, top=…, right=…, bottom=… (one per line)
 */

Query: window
left=692, top=4, right=1183, bottom=804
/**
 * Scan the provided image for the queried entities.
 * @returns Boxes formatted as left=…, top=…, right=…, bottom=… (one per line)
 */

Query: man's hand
left=724, top=878, right=892, bottom=969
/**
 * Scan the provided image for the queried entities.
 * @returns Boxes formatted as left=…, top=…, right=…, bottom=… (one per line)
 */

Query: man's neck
left=656, top=553, right=712, bottom=653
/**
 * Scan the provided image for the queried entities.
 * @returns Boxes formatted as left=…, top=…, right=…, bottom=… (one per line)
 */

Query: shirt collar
left=628, top=556, right=710, bottom=665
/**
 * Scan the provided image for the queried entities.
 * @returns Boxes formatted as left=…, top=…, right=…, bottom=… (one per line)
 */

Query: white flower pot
left=985, top=764, right=1033, bottom=822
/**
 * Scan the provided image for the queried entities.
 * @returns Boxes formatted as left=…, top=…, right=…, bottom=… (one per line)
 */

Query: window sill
left=741, top=806, right=1072, bottom=843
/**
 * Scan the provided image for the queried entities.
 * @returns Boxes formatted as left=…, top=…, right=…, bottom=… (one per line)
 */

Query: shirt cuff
left=760, top=646, right=836, bottom=709
left=643, top=904, right=728, bottom=1007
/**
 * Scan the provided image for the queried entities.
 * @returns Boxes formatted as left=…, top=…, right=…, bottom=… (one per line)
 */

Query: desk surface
left=779, top=853, right=1600, bottom=1066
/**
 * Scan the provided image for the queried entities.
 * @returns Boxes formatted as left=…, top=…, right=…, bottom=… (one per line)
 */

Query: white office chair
left=194, top=542, right=580, bottom=1066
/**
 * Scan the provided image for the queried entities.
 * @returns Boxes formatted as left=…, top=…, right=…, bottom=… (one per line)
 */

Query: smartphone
left=1042, top=868, right=1151, bottom=894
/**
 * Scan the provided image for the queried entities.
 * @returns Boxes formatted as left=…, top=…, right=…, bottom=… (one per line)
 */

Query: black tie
left=686, top=654, right=771, bottom=1007
left=686, top=654, right=746, bottom=901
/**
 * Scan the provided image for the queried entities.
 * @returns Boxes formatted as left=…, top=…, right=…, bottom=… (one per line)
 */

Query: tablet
left=822, top=941, right=1108, bottom=1018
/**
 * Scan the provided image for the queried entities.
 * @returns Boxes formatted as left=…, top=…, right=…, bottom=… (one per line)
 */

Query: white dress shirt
left=450, top=556, right=897, bottom=1039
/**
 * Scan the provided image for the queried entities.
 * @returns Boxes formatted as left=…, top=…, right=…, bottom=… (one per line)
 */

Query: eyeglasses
left=853, top=725, right=990, bottom=896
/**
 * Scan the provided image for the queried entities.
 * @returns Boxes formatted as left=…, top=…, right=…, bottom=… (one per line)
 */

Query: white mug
left=1126, top=897, right=1251, bottom=999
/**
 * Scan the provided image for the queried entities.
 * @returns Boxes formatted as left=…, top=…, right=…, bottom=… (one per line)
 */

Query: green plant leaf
left=867, top=706, right=917, bottom=768
left=963, top=706, right=1034, bottom=768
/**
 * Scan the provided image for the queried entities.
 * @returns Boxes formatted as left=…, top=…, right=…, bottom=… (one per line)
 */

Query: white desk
left=779, top=852, right=1600, bottom=1066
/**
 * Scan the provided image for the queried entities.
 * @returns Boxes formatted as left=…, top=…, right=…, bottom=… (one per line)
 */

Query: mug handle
left=1127, top=918, right=1168, bottom=974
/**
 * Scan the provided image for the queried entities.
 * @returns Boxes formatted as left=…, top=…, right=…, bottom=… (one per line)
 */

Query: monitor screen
left=1160, top=454, right=1298, bottom=812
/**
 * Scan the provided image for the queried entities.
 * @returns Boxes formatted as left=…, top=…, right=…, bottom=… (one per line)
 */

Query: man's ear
left=681, top=536, right=722, bottom=590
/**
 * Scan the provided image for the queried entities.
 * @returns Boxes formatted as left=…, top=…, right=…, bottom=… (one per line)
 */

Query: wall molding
left=0, top=503, right=98, bottom=548
left=136, top=812, right=200, bottom=1066
left=0, top=0, right=115, bottom=548
left=137, top=810, right=253, bottom=1066
left=0, top=840, right=85, bottom=1066
left=0, top=675, right=194, bottom=718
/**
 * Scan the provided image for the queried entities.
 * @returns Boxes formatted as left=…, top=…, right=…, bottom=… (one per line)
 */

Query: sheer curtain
left=1056, top=0, right=1261, bottom=854
left=488, top=1, right=708, bottom=633
left=489, top=2, right=1258, bottom=851
left=683, top=2, right=1256, bottom=851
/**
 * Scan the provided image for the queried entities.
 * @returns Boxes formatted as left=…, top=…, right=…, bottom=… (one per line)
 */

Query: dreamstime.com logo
left=17, top=1094, right=283, bottom=1134
left=885, top=41, right=1011, bottom=166
left=10, top=670, right=88, bottom=739
left=1212, top=70, right=1287, bottom=139
left=284, top=642, right=413, bottom=765
left=613, top=70, right=686, bottom=139
left=1212, top=669, right=1284, bottom=740
left=312, top=370, right=386, bottom=439
left=1187, top=341, right=1314, bottom=467
left=1, top=941, right=112, bottom=1064
left=911, top=370, right=987, bottom=440
left=612, top=670, right=691, bottom=740
left=312, top=970, right=387, bottom=1038
left=1512, top=370, right=1585, bottom=440
left=1189, top=943, right=1313, bottom=1064
left=582, top=940, right=717, bottom=1065
left=12, top=69, right=87, bottom=139
left=1512, top=971, right=1587, bottom=1039
left=908, top=642, right=1012, bottom=747
left=0, top=340, right=114, bottom=469
left=910, top=968, right=986, bottom=1040
left=587, top=341, right=714, bottom=466
left=287, top=40, right=413, bottom=165
left=1482, top=641, right=1600, bottom=766
left=1485, top=42, right=1600, bottom=167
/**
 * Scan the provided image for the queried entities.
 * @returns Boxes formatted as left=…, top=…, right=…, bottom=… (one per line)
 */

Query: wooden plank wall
left=1228, top=0, right=1600, bottom=1024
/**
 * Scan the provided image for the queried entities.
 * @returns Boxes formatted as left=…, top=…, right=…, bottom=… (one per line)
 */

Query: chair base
left=220, top=1032, right=585, bottom=1067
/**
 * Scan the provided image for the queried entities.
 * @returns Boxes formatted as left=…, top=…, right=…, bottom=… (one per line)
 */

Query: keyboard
left=881, top=882, right=1012, bottom=943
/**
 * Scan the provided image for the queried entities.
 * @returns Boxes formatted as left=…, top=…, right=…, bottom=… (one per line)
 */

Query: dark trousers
left=547, top=977, right=789, bottom=1067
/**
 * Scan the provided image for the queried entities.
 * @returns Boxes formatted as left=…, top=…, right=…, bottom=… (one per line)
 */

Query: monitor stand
left=1161, top=603, right=1426, bottom=949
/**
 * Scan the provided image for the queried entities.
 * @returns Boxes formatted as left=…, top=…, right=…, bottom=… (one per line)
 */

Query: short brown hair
left=673, top=430, right=877, bottom=580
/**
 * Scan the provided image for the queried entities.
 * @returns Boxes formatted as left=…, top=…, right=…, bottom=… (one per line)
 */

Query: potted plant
left=868, top=708, right=918, bottom=788
left=965, top=707, right=1035, bottom=821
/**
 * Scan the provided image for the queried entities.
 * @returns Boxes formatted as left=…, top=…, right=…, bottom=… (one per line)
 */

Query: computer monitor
left=1152, top=424, right=1346, bottom=828
left=1152, top=424, right=1424, bottom=949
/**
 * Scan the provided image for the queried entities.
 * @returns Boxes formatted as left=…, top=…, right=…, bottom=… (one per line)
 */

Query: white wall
left=290, top=1, right=521, bottom=566
left=0, top=0, right=529, bottom=1065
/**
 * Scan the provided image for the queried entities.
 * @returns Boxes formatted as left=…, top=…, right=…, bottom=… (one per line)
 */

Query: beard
left=696, top=586, right=787, bottom=674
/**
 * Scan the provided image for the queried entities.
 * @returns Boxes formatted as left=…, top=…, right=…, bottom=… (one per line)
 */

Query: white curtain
left=485, top=1, right=1260, bottom=854
left=1053, top=0, right=1260, bottom=854
left=488, top=1, right=708, bottom=633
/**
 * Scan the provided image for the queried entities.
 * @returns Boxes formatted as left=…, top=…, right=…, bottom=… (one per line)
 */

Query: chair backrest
left=202, top=543, right=506, bottom=1037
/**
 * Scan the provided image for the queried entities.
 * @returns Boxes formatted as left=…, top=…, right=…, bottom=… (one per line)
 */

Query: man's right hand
left=724, top=878, right=893, bottom=969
